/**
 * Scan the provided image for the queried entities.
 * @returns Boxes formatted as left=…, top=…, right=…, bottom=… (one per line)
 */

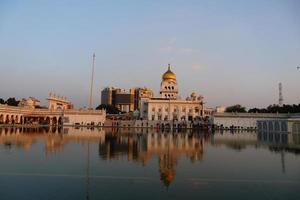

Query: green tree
left=0, top=98, right=4, bottom=104
left=225, top=104, right=246, bottom=113
left=248, top=103, right=300, bottom=113
left=5, top=97, right=19, bottom=106
left=96, top=104, right=121, bottom=114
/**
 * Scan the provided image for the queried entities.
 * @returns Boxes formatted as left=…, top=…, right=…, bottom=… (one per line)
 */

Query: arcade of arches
left=0, top=114, right=63, bottom=126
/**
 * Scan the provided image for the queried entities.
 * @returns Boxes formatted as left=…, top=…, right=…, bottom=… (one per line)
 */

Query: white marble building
left=140, top=64, right=208, bottom=121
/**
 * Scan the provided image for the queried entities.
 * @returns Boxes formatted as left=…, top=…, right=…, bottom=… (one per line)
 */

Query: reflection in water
left=0, top=126, right=105, bottom=154
left=0, top=126, right=300, bottom=188
left=257, top=128, right=300, bottom=174
left=99, top=132, right=208, bottom=187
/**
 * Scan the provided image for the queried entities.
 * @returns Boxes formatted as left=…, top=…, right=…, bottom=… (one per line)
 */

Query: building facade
left=101, top=87, right=153, bottom=112
left=212, top=113, right=300, bottom=129
left=18, top=97, right=41, bottom=109
left=47, top=93, right=73, bottom=110
left=0, top=93, right=106, bottom=126
left=101, top=87, right=135, bottom=112
left=140, top=64, right=206, bottom=121
left=134, top=87, right=154, bottom=110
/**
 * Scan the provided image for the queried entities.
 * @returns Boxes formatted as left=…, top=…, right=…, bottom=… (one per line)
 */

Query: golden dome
left=162, top=64, right=176, bottom=80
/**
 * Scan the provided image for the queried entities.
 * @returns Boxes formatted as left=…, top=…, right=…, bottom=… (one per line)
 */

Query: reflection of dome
left=160, top=171, right=175, bottom=187
left=159, top=154, right=177, bottom=188
left=162, top=64, right=176, bottom=81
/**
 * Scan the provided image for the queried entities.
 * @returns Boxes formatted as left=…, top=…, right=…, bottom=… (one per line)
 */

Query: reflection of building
left=257, top=118, right=300, bottom=173
left=212, top=131, right=257, bottom=150
left=159, top=153, right=176, bottom=187
left=0, top=127, right=105, bottom=154
left=99, top=131, right=204, bottom=187
left=257, top=118, right=300, bottom=147
left=140, top=64, right=208, bottom=121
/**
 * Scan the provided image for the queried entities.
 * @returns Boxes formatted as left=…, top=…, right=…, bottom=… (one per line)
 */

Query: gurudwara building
left=0, top=93, right=106, bottom=126
left=140, top=64, right=211, bottom=121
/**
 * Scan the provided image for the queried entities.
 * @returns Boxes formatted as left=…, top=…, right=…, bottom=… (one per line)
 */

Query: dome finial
left=162, top=64, right=176, bottom=80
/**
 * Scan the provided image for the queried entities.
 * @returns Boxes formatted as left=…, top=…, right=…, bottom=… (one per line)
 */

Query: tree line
left=0, top=97, right=20, bottom=106
left=96, top=104, right=122, bottom=114
left=225, top=104, right=300, bottom=113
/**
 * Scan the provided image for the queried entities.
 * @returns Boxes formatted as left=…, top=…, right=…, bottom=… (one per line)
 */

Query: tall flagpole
left=89, top=53, right=95, bottom=109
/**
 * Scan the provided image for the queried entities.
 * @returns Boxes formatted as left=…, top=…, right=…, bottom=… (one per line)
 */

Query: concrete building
left=213, top=112, right=300, bottom=129
left=101, top=87, right=134, bottom=112
left=140, top=64, right=208, bottom=121
left=101, top=87, right=113, bottom=105
left=101, top=87, right=153, bottom=112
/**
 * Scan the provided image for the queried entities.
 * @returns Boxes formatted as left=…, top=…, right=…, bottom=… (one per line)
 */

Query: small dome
left=191, top=92, right=197, bottom=97
left=162, top=64, right=176, bottom=81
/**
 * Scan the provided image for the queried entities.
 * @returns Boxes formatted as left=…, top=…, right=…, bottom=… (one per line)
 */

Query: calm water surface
left=0, top=127, right=299, bottom=200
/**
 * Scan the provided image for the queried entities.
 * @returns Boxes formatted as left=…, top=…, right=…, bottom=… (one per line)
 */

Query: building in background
left=101, top=87, right=113, bottom=106
left=134, top=87, right=154, bottom=110
left=47, top=92, right=73, bottom=110
left=101, top=87, right=134, bottom=112
left=215, top=106, right=226, bottom=113
left=18, top=97, right=41, bottom=109
left=101, top=87, right=153, bottom=113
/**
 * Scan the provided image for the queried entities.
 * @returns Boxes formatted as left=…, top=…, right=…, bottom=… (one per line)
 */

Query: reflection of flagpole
left=281, top=150, right=285, bottom=173
left=89, top=53, right=96, bottom=109
left=86, top=139, right=90, bottom=200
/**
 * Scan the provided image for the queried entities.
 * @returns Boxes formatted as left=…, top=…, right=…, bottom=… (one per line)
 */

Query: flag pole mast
left=89, top=53, right=95, bottom=109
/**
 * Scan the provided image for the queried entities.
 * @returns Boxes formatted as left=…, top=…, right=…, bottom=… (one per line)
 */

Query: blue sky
left=0, top=0, right=299, bottom=109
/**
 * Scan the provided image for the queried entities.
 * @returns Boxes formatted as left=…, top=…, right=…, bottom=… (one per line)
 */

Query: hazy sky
left=0, top=0, right=299, bottom=109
